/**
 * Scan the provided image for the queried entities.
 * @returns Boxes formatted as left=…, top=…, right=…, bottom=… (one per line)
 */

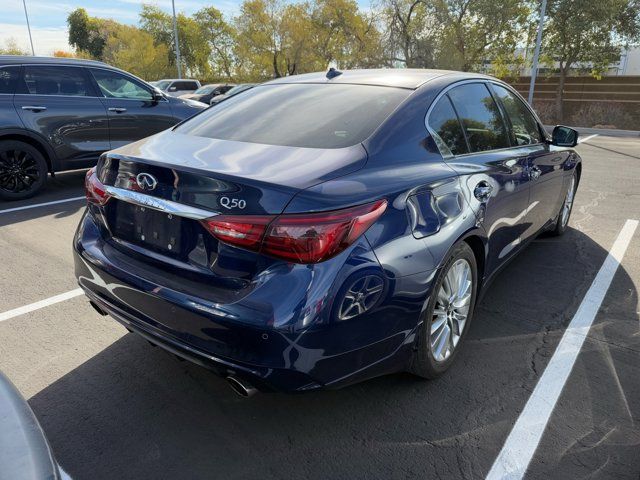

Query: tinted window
left=0, top=66, right=20, bottom=94
left=448, top=83, right=509, bottom=152
left=428, top=96, right=468, bottom=156
left=492, top=85, right=542, bottom=146
left=176, top=84, right=411, bottom=149
left=90, top=68, right=152, bottom=100
left=22, top=66, right=90, bottom=96
left=175, top=81, right=198, bottom=90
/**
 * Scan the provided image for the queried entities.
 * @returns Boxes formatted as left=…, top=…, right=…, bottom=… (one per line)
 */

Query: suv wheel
left=0, top=140, right=47, bottom=200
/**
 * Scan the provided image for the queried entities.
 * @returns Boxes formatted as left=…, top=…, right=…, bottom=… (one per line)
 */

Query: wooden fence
left=509, top=76, right=640, bottom=130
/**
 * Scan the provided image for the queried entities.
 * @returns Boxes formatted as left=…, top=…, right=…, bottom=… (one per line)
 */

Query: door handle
left=108, top=107, right=127, bottom=113
left=474, top=181, right=493, bottom=202
left=529, top=166, right=542, bottom=180
left=21, top=105, right=47, bottom=112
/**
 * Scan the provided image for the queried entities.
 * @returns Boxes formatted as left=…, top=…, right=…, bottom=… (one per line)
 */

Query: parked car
left=0, top=56, right=206, bottom=200
left=180, top=84, right=235, bottom=104
left=75, top=69, right=581, bottom=395
left=0, top=370, right=68, bottom=479
left=209, top=83, right=256, bottom=105
left=154, top=79, right=201, bottom=97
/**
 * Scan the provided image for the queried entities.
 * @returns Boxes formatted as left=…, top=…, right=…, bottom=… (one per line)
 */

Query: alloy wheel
left=0, top=148, right=41, bottom=194
left=430, top=259, right=472, bottom=362
left=338, top=275, right=384, bottom=320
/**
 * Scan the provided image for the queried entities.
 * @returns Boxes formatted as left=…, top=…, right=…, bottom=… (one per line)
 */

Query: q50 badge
left=219, top=197, right=246, bottom=210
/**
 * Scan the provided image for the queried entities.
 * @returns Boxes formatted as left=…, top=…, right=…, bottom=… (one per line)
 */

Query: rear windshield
left=175, top=83, right=411, bottom=149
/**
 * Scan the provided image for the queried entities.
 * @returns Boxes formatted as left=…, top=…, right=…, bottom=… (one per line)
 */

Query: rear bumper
left=74, top=209, right=430, bottom=392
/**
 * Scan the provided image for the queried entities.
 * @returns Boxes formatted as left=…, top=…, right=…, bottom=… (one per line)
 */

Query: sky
left=1, top=0, right=372, bottom=56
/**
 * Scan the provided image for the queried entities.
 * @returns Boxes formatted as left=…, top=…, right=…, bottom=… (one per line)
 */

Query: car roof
left=0, top=55, right=107, bottom=67
left=158, top=79, right=200, bottom=82
left=265, top=68, right=494, bottom=89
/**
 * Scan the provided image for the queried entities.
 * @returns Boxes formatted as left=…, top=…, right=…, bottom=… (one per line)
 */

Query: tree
left=541, top=0, right=640, bottom=120
left=433, top=0, right=530, bottom=71
left=0, top=38, right=30, bottom=55
left=140, top=5, right=211, bottom=78
left=102, top=25, right=172, bottom=80
left=382, top=0, right=438, bottom=67
left=53, top=50, right=76, bottom=58
left=67, top=8, right=118, bottom=59
left=310, top=0, right=384, bottom=69
left=194, top=7, right=237, bottom=80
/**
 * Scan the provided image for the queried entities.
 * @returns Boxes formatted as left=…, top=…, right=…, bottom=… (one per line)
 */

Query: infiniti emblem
left=136, top=172, right=158, bottom=191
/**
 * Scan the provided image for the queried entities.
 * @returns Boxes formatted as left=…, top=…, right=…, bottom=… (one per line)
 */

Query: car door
left=490, top=83, right=568, bottom=241
left=13, top=64, right=110, bottom=169
left=431, top=82, right=532, bottom=274
left=88, top=67, right=178, bottom=150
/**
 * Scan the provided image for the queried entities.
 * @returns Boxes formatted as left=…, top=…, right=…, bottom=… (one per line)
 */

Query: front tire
left=410, top=241, right=478, bottom=379
left=0, top=140, right=47, bottom=200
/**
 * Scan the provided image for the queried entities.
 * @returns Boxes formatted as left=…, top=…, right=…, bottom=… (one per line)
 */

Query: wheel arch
left=0, top=129, right=57, bottom=173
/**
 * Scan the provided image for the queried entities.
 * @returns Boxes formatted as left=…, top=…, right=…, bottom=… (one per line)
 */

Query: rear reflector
left=85, top=167, right=110, bottom=205
left=201, top=200, right=387, bottom=264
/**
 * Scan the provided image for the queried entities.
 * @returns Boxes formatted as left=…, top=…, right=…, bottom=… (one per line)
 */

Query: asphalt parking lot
left=0, top=133, right=639, bottom=479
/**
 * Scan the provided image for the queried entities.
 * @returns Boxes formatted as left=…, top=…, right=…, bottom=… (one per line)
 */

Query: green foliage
left=62, top=0, right=639, bottom=96
left=67, top=8, right=118, bottom=59
left=541, top=0, right=640, bottom=119
left=102, top=25, right=172, bottom=80
left=140, top=5, right=212, bottom=78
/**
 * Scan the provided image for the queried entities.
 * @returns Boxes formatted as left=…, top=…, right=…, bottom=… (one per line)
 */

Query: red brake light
left=85, top=167, right=110, bottom=205
left=201, top=200, right=387, bottom=264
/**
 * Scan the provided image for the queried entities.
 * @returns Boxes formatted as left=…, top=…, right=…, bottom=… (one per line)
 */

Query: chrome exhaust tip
left=226, top=375, right=258, bottom=398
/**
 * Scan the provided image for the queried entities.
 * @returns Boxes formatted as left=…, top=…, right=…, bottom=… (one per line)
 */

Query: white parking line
left=0, top=196, right=85, bottom=215
left=0, top=289, right=83, bottom=323
left=578, top=133, right=599, bottom=144
left=486, top=218, right=638, bottom=480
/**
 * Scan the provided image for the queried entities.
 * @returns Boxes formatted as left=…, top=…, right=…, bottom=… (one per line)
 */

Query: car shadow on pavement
left=28, top=227, right=639, bottom=480
left=0, top=170, right=87, bottom=227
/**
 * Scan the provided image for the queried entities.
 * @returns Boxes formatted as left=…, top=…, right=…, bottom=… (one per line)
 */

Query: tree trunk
left=556, top=65, right=568, bottom=123
left=273, top=52, right=281, bottom=78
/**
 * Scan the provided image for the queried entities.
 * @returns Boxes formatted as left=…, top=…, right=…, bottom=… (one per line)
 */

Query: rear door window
left=491, top=84, right=543, bottom=146
left=428, top=95, right=468, bottom=156
left=448, top=83, right=510, bottom=152
left=176, top=81, right=198, bottom=91
left=0, top=66, right=20, bottom=94
left=22, top=66, right=91, bottom=96
left=175, top=83, right=411, bottom=149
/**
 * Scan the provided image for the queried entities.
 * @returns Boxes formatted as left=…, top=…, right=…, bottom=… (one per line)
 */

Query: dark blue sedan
left=74, top=69, right=581, bottom=395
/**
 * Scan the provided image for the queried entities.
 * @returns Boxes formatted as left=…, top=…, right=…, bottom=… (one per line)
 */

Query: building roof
left=265, top=68, right=493, bottom=89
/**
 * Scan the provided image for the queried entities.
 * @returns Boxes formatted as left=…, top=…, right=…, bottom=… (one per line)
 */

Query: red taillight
left=85, top=167, right=110, bottom=205
left=201, top=200, right=387, bottom=264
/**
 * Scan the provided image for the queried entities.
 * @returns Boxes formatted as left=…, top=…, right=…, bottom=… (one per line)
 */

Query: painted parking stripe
left=0, top=196, right=85, bottom=215
left=0, top=289, right=83, bottom=323
left=578, top=133, right=599, bottom=144
left=486, top=219, right=638, bottom=480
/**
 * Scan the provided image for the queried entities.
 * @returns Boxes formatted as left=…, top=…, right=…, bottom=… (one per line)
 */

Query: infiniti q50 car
left=74, top=69, right=581, bottom=395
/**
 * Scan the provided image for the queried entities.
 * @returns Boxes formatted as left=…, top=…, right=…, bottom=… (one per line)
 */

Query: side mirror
left=151, top=90, right=164, bottom=102
left=551, top=125, right=578, bottom=147
left=168, top=86, right=177, bottom=92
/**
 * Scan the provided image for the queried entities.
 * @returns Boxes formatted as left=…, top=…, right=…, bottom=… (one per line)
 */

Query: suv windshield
left=155, top=80, right=171, bottom=90
left=175, top=83, right=410, bottom=149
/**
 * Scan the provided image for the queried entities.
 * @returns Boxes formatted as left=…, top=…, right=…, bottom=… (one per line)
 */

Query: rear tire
left=0, top=140, right=47, bottom=200
left=410, top=241, right=478, bottom=379
left=549, top=170, right=578, bottom=237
